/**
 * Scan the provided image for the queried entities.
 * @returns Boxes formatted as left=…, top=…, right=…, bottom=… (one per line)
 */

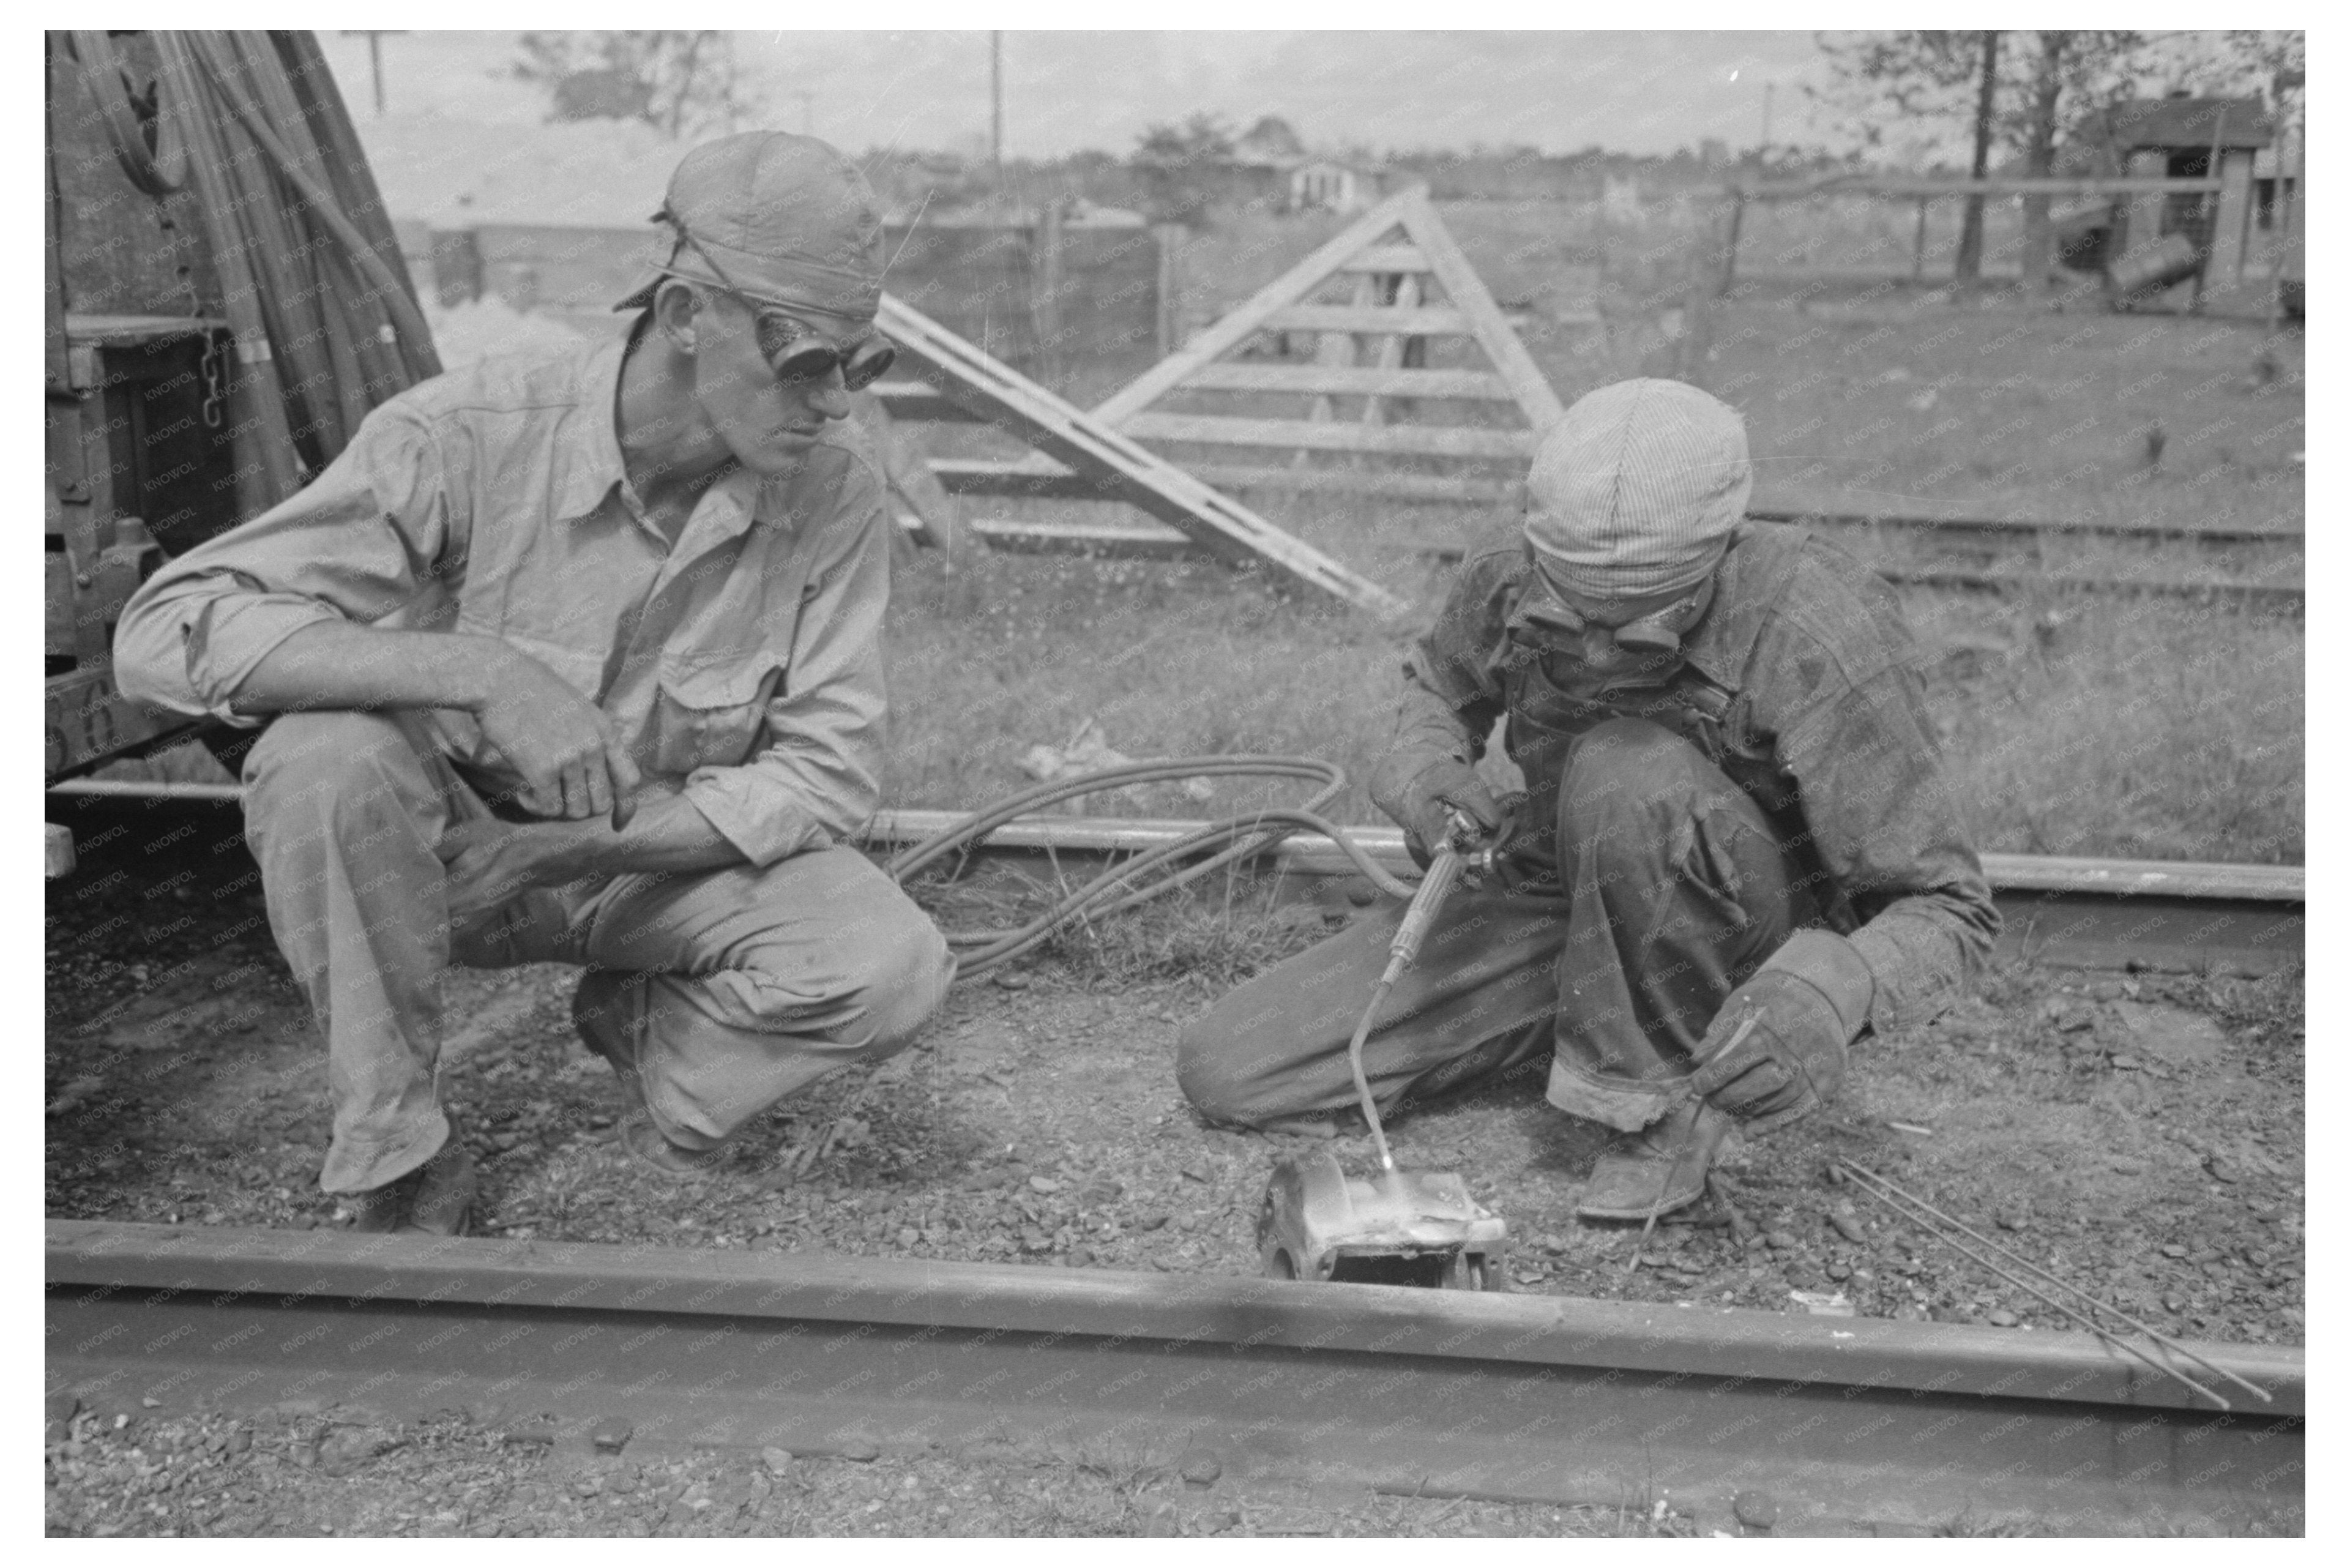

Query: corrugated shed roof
left=2094, top=97, right=2274, bottom=151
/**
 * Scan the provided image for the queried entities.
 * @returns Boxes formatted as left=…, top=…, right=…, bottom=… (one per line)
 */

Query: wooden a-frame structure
left=1089, top=186, right=1565, bottom=503
left=871, top=294, right=1408, bottom=617
left=873, top=187, right=1567, bottom=566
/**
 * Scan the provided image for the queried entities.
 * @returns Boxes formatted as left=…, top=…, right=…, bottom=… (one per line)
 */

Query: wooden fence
left=400, top=215, right=1176, bottom=381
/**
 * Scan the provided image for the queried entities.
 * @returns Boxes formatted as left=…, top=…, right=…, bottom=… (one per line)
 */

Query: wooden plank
left=1362, top=271, right=1419, bottom=431
left=969, top=518, right=1199, bottom=560
left=1398, top=192, right=1566, bottom=431
left=859, top=395, right=965, bottom=561
left=1192, top=465, right=1523, bottom=506
left=1741, top=174, right=2225, bottom=202
left=61, top=313, right=231, bottom=345
left=46, top=823, right=76, bottom=880
left=1261, top=304, right=1470, bottom=335
left=869, top=380, right=985, bottom=423
left=928, top=456, right=1105, bottom=499
left=2210, top=148, right=2256, bottom=288
left=1124, top=411, right=1535, bottom=460
left=878, top=295, right=1408, bottom=616
left=1337, top=244, right=1433, bottom=273
left=893, top=513, right=1201, bottom=560
left=1088, top=187, right=1427, bottom=428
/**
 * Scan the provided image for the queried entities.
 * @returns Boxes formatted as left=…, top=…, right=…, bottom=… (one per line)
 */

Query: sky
left=316, top=30, right=1841, bottom=163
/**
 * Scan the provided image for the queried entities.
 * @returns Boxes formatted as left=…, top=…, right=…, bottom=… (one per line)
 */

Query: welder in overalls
left=1177, top=379, right=1999, bottom=1219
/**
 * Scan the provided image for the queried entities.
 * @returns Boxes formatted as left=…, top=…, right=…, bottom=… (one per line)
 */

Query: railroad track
left=43, top=805, right=2303, bottom=1533
left=950, top=513, right=2305, bottom=608
left=47, top=1219, right=2303, bottom=1536
left=45, top=788, right=2302, bottom=977
left=856, top=812, right=2303, bottom=980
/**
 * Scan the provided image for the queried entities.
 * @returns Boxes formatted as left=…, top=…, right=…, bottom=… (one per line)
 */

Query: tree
left=1131, top=113, right=1236, bottom=224
left=512, top=32, right=755, bottom=138
left=1814, top=31, right=2152, bottom=283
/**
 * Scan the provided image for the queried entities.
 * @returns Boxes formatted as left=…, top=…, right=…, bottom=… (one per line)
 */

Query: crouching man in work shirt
left=114, top=133, right=953, bottom=1233
left=1177, top=379, right=1999, bottom=1219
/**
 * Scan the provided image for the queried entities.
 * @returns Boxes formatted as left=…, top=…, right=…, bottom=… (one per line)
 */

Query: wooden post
left=1912, top=198, right=1930, bottom=279
left=2210, top=147, right=2256, bottom=289
left=1153, top=223, right=1182, bottom=359
left=1034, top=201, right=1064, bottom=385
left=1720, top=189, right=1746, bottom=293
left=2121, top=151, right=2166, bottom=256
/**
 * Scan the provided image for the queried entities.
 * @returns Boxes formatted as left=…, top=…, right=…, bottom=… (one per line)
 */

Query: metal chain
left=173, top=205, right=227, bottom=430
left=197, top=328, right=225, bottom=429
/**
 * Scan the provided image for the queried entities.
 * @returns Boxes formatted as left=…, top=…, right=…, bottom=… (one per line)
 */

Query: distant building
left=2055, top=94, right=2283, bottom=291
left=1289, top=159, right=1376, bottom=214
left=1214, top=116, right=1387, bottom=215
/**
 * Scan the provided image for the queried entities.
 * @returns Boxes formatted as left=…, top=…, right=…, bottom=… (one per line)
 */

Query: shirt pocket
left=649, top=656, right=783, bottom=774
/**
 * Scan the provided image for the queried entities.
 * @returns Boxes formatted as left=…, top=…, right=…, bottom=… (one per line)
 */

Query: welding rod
left=1840, top=1159, right=2267, bottom=1408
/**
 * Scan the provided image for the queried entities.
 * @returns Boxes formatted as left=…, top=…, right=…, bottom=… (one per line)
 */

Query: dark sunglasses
left=666, top=220, right=897, bottom=391
left=1521, top=561, right=1711, bottom=655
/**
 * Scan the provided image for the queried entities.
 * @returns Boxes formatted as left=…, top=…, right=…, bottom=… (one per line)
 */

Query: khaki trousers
left=243, top=711, right=953, bottom=1193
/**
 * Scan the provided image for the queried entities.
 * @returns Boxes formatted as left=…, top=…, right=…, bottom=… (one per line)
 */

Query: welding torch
left=1348, top=810, right=1501, bottom=1171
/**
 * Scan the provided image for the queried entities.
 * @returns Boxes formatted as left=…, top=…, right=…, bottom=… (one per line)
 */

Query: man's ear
left=653, top=280, right=700, bottom=353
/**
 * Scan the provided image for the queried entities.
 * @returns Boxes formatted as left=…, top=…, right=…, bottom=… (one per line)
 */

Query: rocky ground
left=45, top=800, right=2306, bottom=1535
left=47, top=1395, right=1737, bottom=1539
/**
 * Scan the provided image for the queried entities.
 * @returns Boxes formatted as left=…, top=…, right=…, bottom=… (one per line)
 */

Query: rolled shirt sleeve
left=680, top=494, right=891, bottom=868
left=113, top=409, right=455, bottom=725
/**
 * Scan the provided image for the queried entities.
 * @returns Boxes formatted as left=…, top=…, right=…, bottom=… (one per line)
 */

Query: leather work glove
left=1370, top=750, right=1502, bottom=870
left=1368, top=677, right=1504, bottom=868
left=1687, top=930, right=1877, bottom=1134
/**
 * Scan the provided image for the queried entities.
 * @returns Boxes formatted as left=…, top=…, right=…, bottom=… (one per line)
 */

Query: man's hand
left=1686, top=931, right=1876, bottom=1133
left=1370, top=750, right=1502, bottom=870
left=472, top=650, right=643, bottom=821
left=434, top=818, right=597, bottom=922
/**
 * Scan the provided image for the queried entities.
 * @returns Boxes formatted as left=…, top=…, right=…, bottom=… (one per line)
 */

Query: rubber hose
left=879, top=755, right=1420, bottom=982
left=68, top=32, right=188, bottom=196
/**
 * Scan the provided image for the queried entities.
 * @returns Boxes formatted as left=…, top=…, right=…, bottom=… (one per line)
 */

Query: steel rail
left=46, top=1220, right=2301, bottom=1536
left=42, top=786, right=2298, bottom=906
left=860, top=813, right=2303, bottom=976
left=1744, top=505, right=2302, bottom=549
left=42, top=788, right=2302, bottom=974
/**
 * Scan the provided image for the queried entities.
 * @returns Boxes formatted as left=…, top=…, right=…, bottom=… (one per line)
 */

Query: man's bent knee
left=1175, top=995, right=1290, bottom=1127
left=855, top=917, right=955, bottom=1054
left=1561, top=718, right=1713, bottom=823
left=245, top=711, right=436, bottom=830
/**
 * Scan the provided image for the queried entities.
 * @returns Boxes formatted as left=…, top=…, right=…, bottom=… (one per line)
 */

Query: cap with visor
left=1521, top=378, right=1753, bottom=600
left=616, top=130, right=885, bottom=323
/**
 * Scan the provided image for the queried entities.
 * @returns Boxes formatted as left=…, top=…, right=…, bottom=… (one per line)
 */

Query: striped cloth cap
left=1521, top=379, right=1753, bottom=597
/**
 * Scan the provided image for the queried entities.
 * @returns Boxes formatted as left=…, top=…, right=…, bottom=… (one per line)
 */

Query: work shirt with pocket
left=113, top=328, right=892, bottom=869
left=1395, top=521, right=2001, bottom=1039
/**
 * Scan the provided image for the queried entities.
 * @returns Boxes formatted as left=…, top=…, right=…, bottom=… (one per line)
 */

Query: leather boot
left=341, top=1114, right=474, bottom=1235
left=573, top=969, right=725, bottom=1182
left=343, top=1178, right=406, bottom=1233
left=1576, top=1099, right=1736, bottom=1221
left=399, top=1132, right=476, bottom=1236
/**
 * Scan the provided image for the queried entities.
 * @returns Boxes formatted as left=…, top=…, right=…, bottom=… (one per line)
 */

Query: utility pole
left=343, top=30, right=401, bottom=116
left=990, top=31, right=1004, bottom=189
